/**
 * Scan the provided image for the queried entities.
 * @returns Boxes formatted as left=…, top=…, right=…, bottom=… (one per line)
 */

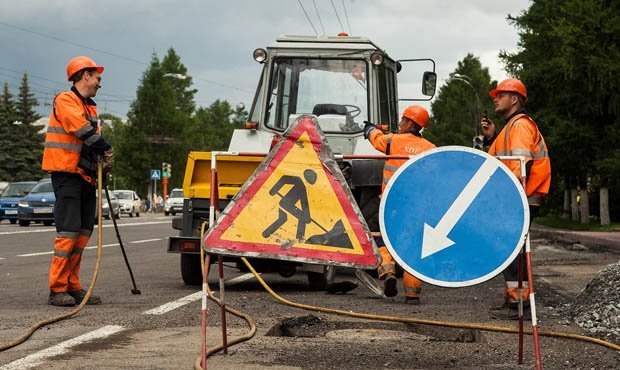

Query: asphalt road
left=1, top=214, right=619, bottom=369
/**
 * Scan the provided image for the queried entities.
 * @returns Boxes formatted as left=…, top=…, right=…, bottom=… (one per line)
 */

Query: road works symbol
left=380, top=146, right=529, bottom=287
left=203, top=115, right=379, bottom=269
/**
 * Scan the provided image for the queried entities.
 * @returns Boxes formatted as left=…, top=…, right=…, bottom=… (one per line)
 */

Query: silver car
left=113, top=190, right=141, bottom=217
left=95, top=191, right=120, bottom=220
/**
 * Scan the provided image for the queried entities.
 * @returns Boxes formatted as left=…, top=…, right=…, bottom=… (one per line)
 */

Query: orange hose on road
left=0, top=163, right=105, bottom=352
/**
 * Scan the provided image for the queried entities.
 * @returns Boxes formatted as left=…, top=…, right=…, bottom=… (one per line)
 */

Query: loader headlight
left=370, top=51, right=384, bottom=66
left=253, top=48, right=267, bottom=63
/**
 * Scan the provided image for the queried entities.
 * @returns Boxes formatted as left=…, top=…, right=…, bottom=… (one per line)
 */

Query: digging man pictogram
left=262, top=169, right=353, bottom=249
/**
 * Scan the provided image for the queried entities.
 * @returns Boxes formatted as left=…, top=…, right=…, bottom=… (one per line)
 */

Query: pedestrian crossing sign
left=203, top=115, right=379, bottom=269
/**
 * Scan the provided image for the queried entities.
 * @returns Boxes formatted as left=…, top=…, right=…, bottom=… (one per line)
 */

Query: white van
left=165, top=188, right=184, bottom=216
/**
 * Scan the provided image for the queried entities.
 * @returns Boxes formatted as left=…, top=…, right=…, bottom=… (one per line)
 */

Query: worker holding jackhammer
left=364, top=105, right=436, bottom=304
left=480, top=78, right=551, bottom=319
left=42, top=56, right=114, bottom=307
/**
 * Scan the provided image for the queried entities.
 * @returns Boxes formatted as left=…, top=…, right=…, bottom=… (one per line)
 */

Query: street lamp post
left=450, top=74, right=482, bottom=147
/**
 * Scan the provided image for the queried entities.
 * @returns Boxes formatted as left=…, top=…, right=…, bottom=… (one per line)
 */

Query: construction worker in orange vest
left=42, top=56, right=114, bottom=306
left=364, top=105, right=436, bottom=304
left=480, top=78, right=551, bottom=319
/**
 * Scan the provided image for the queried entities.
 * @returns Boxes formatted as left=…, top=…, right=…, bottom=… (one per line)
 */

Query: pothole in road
left=266, top=314, right=484, bottom=343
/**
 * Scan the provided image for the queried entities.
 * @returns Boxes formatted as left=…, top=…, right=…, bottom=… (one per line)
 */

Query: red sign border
left=203, top=116, right=379, bottom=268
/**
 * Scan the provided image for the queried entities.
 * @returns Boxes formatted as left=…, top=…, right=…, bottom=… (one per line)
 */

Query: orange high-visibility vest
left=488, top=113, right=551, bottom=205
left=42, top=90, right=99, bottom=184
left=369, top=130, right=436, bottom=192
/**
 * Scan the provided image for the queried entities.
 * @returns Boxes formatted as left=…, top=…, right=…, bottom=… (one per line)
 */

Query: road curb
left=531, top=224, right=620, bottom=254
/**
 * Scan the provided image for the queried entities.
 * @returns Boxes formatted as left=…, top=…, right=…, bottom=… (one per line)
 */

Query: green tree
left=116, top=49, right=197, bottom=195
left=185, top=100, right=245, bottom=152
left=426, top=54, right=496, bottom=147
left=15, top=73, right=44, bottom=180
left=0, top=82, right=19, bottom=180
left=500, top=0, right=620, bottom=222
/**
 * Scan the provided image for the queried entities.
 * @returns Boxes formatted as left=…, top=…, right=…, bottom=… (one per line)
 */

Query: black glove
left=363, top=120, right=376, bottom=139
left=102, top=148, right=114, bottom=173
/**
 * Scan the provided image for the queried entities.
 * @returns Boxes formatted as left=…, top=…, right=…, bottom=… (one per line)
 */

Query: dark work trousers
left=52, top=172, right=96, bottom=234
left=502, top=205, right=539, bottom=283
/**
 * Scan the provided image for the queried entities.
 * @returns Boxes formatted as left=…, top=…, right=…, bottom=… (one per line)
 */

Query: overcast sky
left=0, top=0, right=530, bottom=118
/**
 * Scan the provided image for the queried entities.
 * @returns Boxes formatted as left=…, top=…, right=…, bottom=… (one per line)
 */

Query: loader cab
left=246, top=35, right=436, bottom=146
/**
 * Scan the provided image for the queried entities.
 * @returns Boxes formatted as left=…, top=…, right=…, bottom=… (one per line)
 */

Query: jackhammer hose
left=0, top=163, right=105, bottom=352
left=239, top=257, right=620, bottom=352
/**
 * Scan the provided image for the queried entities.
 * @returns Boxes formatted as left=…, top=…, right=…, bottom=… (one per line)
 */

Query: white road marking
left=13, top=240, right=158, bottom=258
left=130, top=238, right=161, bottom=244
left=16, top=251, right=52, bottom=257
left=143, top=273, right=259, bottom=315
left=0, top=220, right=171, bottom=236
left=224, top=272, right=259, bottom=285
left=85, top=243, right=119, bottom=249
left=142, top=291, right=202, bottom=315
left=0, top=325, right=124, bottom=370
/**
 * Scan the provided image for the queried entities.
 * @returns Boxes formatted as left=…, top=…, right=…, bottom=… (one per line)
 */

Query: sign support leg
left=201, top=253, right=211, bottom=370
left=525, top=233, right=543, bottom=369
left=517, top=249, right=524, bottom=364
left=209, top=154, right=228, bottom=354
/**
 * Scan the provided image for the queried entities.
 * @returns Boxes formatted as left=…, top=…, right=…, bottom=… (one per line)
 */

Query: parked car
left=164, top=188, right=184, bottom=216
left=113, top=190, right=141, bottom=217
left=95, top=191, right=120, bottom=220
left=0, top=181, right=37, bottom=224
left=18, top=178, right=55, bottom=227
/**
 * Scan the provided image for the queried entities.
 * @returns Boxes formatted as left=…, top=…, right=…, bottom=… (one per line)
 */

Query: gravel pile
left=571, top=261, right=620, bottom=339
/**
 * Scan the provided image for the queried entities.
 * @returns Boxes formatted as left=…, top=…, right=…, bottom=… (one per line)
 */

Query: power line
left=312, top=0, right=326, bottom=35
left=0, top=66, right=135, bottom=100
left=329, top=0, right=345, bottom=33
left=297, top=0, right=318, bottom=35
left=341, top=0, right=352, bottom=35
left=0, top=21, right=147, bottom=66
left=0, top=21, right=253, bottom=94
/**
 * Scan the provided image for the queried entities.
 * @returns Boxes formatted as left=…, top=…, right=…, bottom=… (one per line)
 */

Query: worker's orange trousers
left=49, top=172, right=96, bottom=293
left=377, top=246, right=422, bottom=298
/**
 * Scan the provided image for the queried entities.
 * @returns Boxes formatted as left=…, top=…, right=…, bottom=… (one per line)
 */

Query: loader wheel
left=181, top=254, right=202, bottom=286
left=307, top=272, right=328, bottom=291
left=358, top=188, right=381, bottom=232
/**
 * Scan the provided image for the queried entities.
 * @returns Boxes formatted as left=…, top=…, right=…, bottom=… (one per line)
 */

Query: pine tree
left=14, top=73, right=44, bottom=180
left=116, top=49, right=197, bottom=194
left=426, top=54, right=496, bottom=147
left=0, top=82, right=19, bottom=180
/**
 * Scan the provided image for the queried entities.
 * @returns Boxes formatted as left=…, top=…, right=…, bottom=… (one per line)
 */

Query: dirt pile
left=572, top=261, right=620, bottom=339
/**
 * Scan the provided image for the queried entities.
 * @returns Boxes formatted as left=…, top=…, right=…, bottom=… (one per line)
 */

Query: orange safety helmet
left=402, top=105, right=430, bottom=128
left=489, top=78, right=527, bottom=103
left=66, top=56, right=104, bottom=81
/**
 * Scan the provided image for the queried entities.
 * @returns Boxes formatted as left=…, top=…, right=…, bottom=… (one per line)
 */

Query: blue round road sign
left=379, top=146, right=529, bottom=287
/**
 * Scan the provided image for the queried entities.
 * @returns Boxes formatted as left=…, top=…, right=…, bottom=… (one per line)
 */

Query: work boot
left=48, top=292, right=76, bottom=307
left=489, top=302, right=531, bottom=320
left=405, top=296, right=421, bottom=305
left=383, top=274, right=398, bottom=298
left=68, top=289, right=102, bottom=305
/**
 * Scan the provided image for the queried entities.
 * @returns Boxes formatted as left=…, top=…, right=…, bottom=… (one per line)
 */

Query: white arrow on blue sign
left=151, top=170, right=161, bottom=180
left=379, top=146, right=529, bottom=288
